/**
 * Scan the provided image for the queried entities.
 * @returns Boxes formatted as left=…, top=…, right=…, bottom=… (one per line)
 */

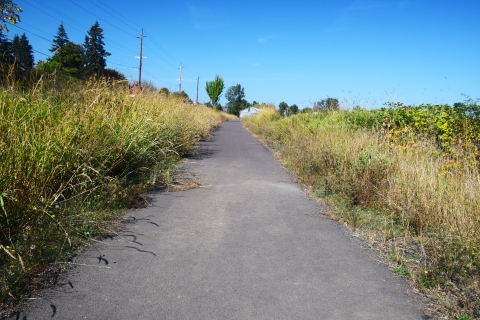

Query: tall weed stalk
left=243, top=108, right=480, bottom=317
left=0, top=78, right=228, bottom=306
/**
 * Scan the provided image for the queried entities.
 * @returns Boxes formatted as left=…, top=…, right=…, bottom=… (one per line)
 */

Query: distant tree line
left=203, top=75, right=255, bottom=115
left=157, top=87, right=194, bottom=103
left=278, top=98, right=340, bottom=115
left=1, top=20, right=125, bottom=87
left=278, top=102, right=299, bottom=117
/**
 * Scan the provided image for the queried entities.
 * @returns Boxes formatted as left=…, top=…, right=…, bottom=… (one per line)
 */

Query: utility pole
left=137, top=29, right=146, bottom=88
left=178, top=63, right=183, bottom=93
left=196, top=75, right=199, bottom=104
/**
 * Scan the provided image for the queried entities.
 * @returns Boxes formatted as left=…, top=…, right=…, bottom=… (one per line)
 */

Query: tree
left=313, top=98, right=340, bottom=112
left=171, top=91, right=192, bottom=103
left=205, top=75, right=224, bottom=107
left=0, top=32, right=12, bottom=84
left=278, top=101, right=289, bottom=116
left=0, top=0, right=21, bottom=34
left=139, top=79, right=156, bottom=91
left=46, top=41, right=84, bottom=77
left=0, top=31, right=12, bottom=63
left=290, top=104, right=299, bottom=115
left=278, top=101, right=299, bottom=116
left=83, top=21, right=110, bottom=76
left=159, top=87, right=170, bottom=96
left=100, top=68, right=125, bottom=81
left=225, top=84, right=248, bottom=115
left=10, top=33, right=34, bottom=73
left=50, top=22, right=69, bottom=53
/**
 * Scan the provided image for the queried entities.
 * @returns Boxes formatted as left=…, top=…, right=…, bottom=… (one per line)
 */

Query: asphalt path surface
left=11, top=120, right=425, bottom=319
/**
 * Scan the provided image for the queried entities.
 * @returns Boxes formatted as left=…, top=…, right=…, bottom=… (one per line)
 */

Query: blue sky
left=6, top=0, right=480, bottom=108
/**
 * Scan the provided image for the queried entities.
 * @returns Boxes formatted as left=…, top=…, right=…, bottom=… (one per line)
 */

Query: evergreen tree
left=51, top=41, right=84, bottom=77
left=50, top=22, right=68, bottom=53
left=0, top=32, right=12, bottom=84
left=11, top=33, right=34, bottom=72
left=83, top=21, right=110, bottom=76
left=0, top=32, right=12, bottom=64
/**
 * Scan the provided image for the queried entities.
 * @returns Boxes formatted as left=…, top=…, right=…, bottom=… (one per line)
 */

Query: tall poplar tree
left=83, top=21, right=110, bottom=76
left=50, top=22, right=69, bottom=53
left=205, top=75, right=224, bottom=108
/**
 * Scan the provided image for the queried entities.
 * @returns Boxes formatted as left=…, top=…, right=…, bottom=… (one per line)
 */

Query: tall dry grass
left=243, top=109, right=480, bottom=317
left=0, top=77, right=228, bottom=305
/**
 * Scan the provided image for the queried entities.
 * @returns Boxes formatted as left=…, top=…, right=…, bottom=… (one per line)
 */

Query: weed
left=243, top=105, right=480, bottom=317
left=0, top=77, right=229, bottom=307
left=393, top=266, right=410, bottom=277
left=451, top=313, right=473, bottom=320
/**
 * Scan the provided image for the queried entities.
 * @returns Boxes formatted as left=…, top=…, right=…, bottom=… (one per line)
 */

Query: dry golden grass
left=0, top=77, right=228, bottom=306
left=243, top=109, right=480, bottom=318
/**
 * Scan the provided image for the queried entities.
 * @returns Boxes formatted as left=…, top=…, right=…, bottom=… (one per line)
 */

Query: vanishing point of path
left=12, top=120, right=425, bottom=319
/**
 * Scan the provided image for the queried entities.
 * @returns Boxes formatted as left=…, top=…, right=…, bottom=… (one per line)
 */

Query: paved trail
left=13, top=120, right=425, bottom=319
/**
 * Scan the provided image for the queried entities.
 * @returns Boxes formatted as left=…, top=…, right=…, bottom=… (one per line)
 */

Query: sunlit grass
left=243, top=108, right=480, bottom=317
left=0, top=77, right=228, bottom=305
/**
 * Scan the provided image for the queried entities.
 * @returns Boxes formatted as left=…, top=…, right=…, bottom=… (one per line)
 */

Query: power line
left=13, top=20, right=136, bottom=58
left=143, top=32, right=200, bottom=80
left=143, top=43, right=179, bottom=69
left=68, top=0, right=138, bottom=38
left=25, top=0, right=137, bottom=55
left=182, top=66, right=201, bottom=80
left=17, top=21, right=58, bottom=38
left=142, top=58, right=175, bottom=75
left=11, top=24, right=53, bottom=43
left=14, top=24, right=138, bottom=71
left=32, top=49, right=50, bottom=57
left=142, top=70, right=177, bottom=86
left=91, top=0, right=142, bottom=31
left=30, top=0, right=86, bottom=30
left=20, top=1, right=202, bottom=89
left=106, top=60, right=137, bottom=69
left=140, top=45, right=197, bottom=83
left=144, top=31, right=181, bottom=66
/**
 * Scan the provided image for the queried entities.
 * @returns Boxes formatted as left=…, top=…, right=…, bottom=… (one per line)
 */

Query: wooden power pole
left=196, top=75, right=199, bottom=103
left=137, top=29, right=146, bottom=88
left=178, top=63, right=183, bottom=93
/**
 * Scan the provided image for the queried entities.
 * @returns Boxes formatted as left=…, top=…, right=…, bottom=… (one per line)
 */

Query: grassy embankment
left=0, top=78, right=233, bottom=308
left=243, top=104, right=480, bottom=319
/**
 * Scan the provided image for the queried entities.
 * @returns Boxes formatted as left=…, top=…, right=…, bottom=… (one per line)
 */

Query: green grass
left=243, top=106, right=480, bottom=318
left=393, top=266, right=410, bottom=277
left=0, top=78, right=230, bottom=308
